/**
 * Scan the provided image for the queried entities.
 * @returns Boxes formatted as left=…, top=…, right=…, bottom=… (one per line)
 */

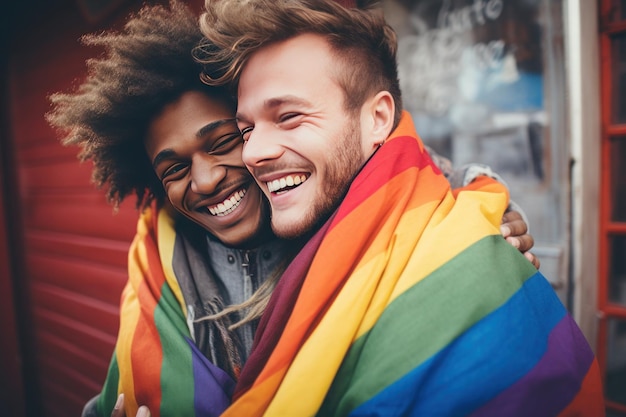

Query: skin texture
left=237, top=34, right=393, bottom=239
left=144, top=91, right=272, bottom=248
left=143, top=89, right=539, bottom=260
left=236, top=33, right=540, bottom=270
left=111, top=395, right=149, bottom=417
left=501, top=210, right=539, bottom=268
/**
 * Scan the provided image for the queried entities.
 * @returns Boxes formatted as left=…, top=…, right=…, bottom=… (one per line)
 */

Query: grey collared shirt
left=203, top=235, right=290, bottom=359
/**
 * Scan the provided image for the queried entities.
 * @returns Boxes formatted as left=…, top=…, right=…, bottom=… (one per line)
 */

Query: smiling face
left=237, top=34, right=386, bottom=239
left=145, top=90, right=271, bottom=247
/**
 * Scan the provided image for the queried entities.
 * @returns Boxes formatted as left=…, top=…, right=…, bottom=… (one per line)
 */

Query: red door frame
left=598, top=0, right=626, bottom=414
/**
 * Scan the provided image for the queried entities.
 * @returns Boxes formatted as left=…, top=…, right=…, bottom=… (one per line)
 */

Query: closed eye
left=161, top=163, right=189, bottom=183
left=279, top=112, right=300, bottom=122
left=278, top=112, right=304, bottom=129
left=209, top=132, right=243, bottom=154
left=240, top=126, right=254, bottom=142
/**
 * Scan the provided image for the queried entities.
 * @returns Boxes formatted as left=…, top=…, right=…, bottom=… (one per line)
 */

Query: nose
left=241, top=124, right=284, bottom=169
left=189, top=153, right=227, bottom=195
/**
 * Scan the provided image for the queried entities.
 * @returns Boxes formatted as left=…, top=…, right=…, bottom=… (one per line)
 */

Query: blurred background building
left=0, top=0, right=624, bottom=415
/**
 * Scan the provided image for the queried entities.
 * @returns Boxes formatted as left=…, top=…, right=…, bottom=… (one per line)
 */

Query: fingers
left=501, top=210, right=534, bottom=253
left=137, top=406, right=151, bottom=417
left=110, top=394, right=151, bottom=417
left=501, top=210, right=540, bottom=268
left=500, top=210, right=528, bottom=238
left=524, top=251, right=541, bottom=270
left=504, top=236, right=540, bottom=268
left=111, top=394, right=125, bottom=417
left=504, top=234, right=535, bottom=253
left=501, top=209, right=524, bottom=224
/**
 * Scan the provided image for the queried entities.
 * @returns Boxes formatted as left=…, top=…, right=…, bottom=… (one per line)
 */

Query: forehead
left=237, top=33, right=342, bottom=111
left=146, top=90, right=234, bottom=152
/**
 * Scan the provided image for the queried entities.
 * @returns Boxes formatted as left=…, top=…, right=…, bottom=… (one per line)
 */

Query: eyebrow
left=236, top=96, right=312, bottom=121
left=152, top=118, right=238, bottom=169
left=196, top=117, right=237, bottom=138
left=152, top=149, right=176, bottom=170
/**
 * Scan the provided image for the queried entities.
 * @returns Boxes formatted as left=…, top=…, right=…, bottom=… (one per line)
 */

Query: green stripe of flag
left=320, top=235, right=538, bottom=416
left=155, top=282, right=196, bottom=416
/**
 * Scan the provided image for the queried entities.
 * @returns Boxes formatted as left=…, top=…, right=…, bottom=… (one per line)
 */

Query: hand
left=500, top=210, right=540, bottom=269
left=111, top=394, right=151, bottom=417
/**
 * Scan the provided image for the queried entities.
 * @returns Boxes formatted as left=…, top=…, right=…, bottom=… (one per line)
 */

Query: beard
left=274, top=119, right=364, bottom=239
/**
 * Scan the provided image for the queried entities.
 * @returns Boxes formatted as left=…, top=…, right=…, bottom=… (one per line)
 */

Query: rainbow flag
left=224, top=112, right=604, bottom=417
left=95, top=206, right=234, bottom=417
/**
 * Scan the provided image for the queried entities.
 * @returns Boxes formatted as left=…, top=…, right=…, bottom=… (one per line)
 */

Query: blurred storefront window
left=385, top=0, right=568, bottom=300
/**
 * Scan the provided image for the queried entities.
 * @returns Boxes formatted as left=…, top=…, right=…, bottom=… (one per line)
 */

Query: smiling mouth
left=266, top=174, right=308, bottom=194
left=208, top=189, right=246, bottom=216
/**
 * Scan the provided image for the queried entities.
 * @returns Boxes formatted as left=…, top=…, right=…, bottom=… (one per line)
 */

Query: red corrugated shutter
left=4, top=0, right=208, bottom=415
left=7, top=2, right=141, bottom=415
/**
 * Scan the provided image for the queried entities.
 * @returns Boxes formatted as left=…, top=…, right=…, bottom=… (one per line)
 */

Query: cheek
left=311, top=143, right=341, bottom=175
left=164, top=183, right=185, bottom=207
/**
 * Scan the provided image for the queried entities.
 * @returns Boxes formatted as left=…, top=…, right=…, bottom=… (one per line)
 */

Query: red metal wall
left=0, top=110, right=28, bottom=417
left=4, top=1, right=146, bottom=415
left=3, top=0, right=205, bottom=414
left=9, top=20, right=137, bottom=417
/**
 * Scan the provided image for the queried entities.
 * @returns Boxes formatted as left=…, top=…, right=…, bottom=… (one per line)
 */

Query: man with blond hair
left=197, top=0, right=604, bottom=415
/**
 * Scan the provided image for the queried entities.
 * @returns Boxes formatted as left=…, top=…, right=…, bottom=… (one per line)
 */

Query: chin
left=220, top=236, right=248, bottom=248
left=271, top=218, right=314, bottom=240
left=228, top=218, right=274, bottom=248
left=216, top=227, right=254, bottom=247
left=272, top=200, right=339, bottom=240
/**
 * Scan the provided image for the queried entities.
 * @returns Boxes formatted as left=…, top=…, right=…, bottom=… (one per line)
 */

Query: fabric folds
left=96, top=206, right=234, bottom=417
left=224, top=112, right=604, bottom=417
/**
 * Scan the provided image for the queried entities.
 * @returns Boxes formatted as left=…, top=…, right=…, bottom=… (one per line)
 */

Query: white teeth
left=267, top=174, right=308, bottom=193
left=208, top=189, right=246, bottom=216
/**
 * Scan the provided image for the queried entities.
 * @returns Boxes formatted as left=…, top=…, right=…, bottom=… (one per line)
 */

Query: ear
left=360, top=91, right=395, bottom=156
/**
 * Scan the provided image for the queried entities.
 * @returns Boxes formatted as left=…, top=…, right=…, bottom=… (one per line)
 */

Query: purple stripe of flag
left=188, top=338, right=235, bottom=417
left=469, top=314, right=595, bottom=417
